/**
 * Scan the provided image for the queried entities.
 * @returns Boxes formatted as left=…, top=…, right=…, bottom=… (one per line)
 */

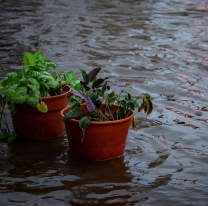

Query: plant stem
left=95, top=107, right=109, bottom=121
left=125, top=107, right=132, bottom=118
left=106, top=105, right=115, bottom=121
left=21, top=63, right=28, bottom=81
left=0, top=99, right=10, bottom=133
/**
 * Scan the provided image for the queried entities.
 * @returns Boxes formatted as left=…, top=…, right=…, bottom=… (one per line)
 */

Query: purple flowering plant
left=63, top=67, right=154, bottom=141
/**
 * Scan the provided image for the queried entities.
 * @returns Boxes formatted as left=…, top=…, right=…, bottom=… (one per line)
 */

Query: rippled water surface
left=0, top=0, right=208, bottom=205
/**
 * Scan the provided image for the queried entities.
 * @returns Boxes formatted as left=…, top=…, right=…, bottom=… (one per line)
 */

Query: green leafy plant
left=0, top=51, right=80, bottom=141
left=63, top=67, right=154, bottom=142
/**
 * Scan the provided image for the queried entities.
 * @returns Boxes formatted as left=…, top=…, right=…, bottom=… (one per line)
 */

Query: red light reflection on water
left=176, top=74, right=195, bottom=84
left=191, top=20, right=208, bottom=25
left=179, top=86, right=207, bottom=93
left=159, top=140, right=170, bottom=145
left=184, top=179, right=197, bottom=184
left=174, top=120, right=199, bottom=129
left=175, top=99, right=194, bottom=104
left=171, top=60, right=181, bottom=65
left=172, top=178, right=197, bottom=186
left=166, top=107, right=194, bottom=119
left=203, top=119, right=208, bottom=123
left=196, top=107, right=208, bottom=112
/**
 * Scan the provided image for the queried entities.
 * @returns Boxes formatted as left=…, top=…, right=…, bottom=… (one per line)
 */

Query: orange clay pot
left=61, top=104, right=134, bottom=161
left=12, top=85, right=71, bottom=140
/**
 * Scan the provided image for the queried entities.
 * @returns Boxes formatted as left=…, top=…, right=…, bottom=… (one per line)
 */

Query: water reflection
left=1, top=0, right=208, bottom=205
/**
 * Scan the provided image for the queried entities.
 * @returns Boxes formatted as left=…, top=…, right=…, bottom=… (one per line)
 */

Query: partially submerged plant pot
left=61, top=104, right=134, bottom=161
left=12, top=85, right=71, bottom=140
left=0, top=51, right=81, bottom=142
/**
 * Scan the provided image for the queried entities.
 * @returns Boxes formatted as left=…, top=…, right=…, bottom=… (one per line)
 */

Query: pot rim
left=40, top=84, right=71, bottom=101
left=61, top=104, right=134, bottom=125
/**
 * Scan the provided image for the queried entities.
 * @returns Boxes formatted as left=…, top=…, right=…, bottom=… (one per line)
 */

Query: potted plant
left=61, top=67, right=154, bottom=161
left=0, top=51, right=80, bottom=141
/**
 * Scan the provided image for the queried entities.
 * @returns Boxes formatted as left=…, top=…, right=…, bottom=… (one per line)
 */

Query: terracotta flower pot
left=61, top=104, right=134, bottom=161
left=12, top=85, right=71, bottom=140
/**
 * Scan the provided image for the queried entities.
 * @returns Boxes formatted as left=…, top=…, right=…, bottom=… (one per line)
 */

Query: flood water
left=0, top=0, right=208, bottom=205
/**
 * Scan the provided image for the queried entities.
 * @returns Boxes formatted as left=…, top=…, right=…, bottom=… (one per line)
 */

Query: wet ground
left=0, top=0, right=208, bottom=205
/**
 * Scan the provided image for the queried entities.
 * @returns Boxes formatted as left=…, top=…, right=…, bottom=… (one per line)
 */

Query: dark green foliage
left=64, top=67, right=154, bottom=142
left=63, top=104, right=83, bottom=121
left=0, top=129, right=15, bottom=142
left=79, top=116, right=91, bottom=131
left=0, top=52, right=80, bottom=141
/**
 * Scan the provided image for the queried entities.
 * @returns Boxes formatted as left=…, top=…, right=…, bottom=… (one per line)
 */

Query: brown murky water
left=0, top=0, right=208, bottom=205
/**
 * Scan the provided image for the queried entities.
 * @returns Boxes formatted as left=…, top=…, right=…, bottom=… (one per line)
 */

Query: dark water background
left=0, top=0, right=208, bottom=205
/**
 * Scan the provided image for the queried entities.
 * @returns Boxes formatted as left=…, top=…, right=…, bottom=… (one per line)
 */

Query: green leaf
left=92, top=78, right=104, bottom=89
left=1, top=78, right=9, bottom=87
left=74, top=82, right=82, bottom=91
left=34, top=51, right=44, bottom=63
left=23, top=52, right=36, bottom=66
left=40, top=81, right=49, bottom=90
left=0, top=130, right=16, bottom=142
left=127, top=102, right=135, bottom=110
left=127, top=93, right=132, bottom=100
left=29, top=90, right=40, bottom=98
left=80, top=69, right=89, bottom=84
left=13, top=87, right=29, bottom=104
left=17, top=70, right=23, bottom=78
left=13, top=93, right=29, bottom=104
left=41, top=71, right=52, bottom=76
left=70, top=80, right=80, bottom=88
left=28, top=78, right=40, bottom=88
left=120, top=100, right=126, bottom=107
left=108, top=97, right=117, bottom=103
left=27, top=97, right=39, bottom=108
left=16, top=86, right=27, bottom=94
left=125, top=94, right=131, bottom=101
left=80, top=81, right=90, bottom=91
left=17, top=78, right=27, bottom=86
left=11, top=107, right=18, bottom=116
left=0, top=86, right=4, bottom=94
left=79, top=116, right=91, bottom=131
left=63, top=104, right=83, bottom=121
left=8, top=132, right=16, bottom=141
left=28, top=84, right=38, bottom=92
left=0, top=129, right=8, bottom=141
left=101, top=82, right=107, bottom=96
left=40, top=74, right=54, bottom=81
left=130, top=99, right=139, bottom=107
left=116, top=108, right=121, bottom=120
left=8, top=101, right=15, bottom=112
left=22, top=67, right=29, bottom=78
left=88, top=93, right=96, bottom=103
left=64, top=71, right=75, bottom=83
left=5, top=84, right=19, bottom=101
left=45, top=60, right=57, bottom=69
left=47, top=80, right=59, bottom=89
left=144, top=93, right=151, bottom=100
left=121, top=89, right=127, bottom=93
left=37, top=101, right=48, bottom=113
left=6, top=72, right=17, bottom=78
left=92, top=77, right=108, bottom=89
